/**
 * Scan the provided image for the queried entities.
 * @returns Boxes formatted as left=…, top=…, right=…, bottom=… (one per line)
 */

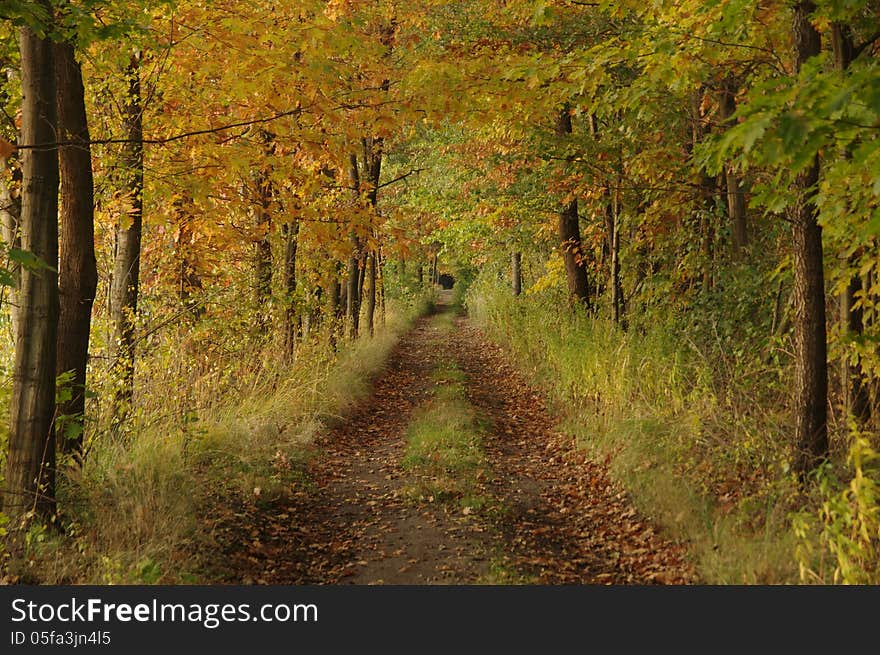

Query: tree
left=556, top=106, right=591, bottom=308
left=790, top=1, right=828, bottom=476
left=108, top=53, right=143, bottom=417
left=4, top=6, right=60, bottom=523
left=54, top=37, right=97, bottom=457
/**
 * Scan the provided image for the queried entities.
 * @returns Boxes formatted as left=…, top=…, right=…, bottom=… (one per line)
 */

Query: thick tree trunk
left=54, top=40, right=97, bottom=458
left=4, top=17, right=59, bottom=523
left=109, top=54, right=143, bottom=414
left=791, top=2, right=829, bottom=476
left=511, top=251, right=522, bottom=296
left=282, top=219, right=300, bottom=358
left=556, top=106, right=591, bottom=308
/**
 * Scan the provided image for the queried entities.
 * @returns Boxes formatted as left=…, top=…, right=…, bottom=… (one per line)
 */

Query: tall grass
left=8, top=295, right=432, bottom=584
left=467, top=280, right=800, bottom=583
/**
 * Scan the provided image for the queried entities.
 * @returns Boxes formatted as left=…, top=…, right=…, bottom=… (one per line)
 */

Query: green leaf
left=8, top=248, right=56, bottom=273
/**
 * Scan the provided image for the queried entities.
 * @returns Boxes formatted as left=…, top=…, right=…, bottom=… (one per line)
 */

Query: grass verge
left=467, top=284, right=800, bottom=584
left=6, top=296, right=433, bottom=584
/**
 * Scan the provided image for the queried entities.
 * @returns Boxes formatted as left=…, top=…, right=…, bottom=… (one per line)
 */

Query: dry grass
left=467, top=283, right=801, bottom=584
left=5, top=297, right=431, bottom=584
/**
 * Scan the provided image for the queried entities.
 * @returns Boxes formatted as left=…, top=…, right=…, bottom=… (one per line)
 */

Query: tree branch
left=376, top=168, right=424, bottom=190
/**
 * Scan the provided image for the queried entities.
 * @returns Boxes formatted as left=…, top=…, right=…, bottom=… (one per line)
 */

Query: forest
left=0, top=0, right=879, bottom=586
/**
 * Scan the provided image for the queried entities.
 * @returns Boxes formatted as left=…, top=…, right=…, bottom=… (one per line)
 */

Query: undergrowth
left=467, top=279, right=802, bottom=584
left=4, top=294, right=433, bottom=584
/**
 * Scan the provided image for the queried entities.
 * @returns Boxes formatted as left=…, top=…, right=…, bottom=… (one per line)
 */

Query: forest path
left=206, top=299, right=694, bottom=584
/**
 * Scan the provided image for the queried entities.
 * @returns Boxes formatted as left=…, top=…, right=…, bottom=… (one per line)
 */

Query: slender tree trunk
left=364, top=251, right=376, bottom=337
left=282, top=219, right=300, bottom=358
left=253, top=171, right=273, bottom=330
left=719, top=79, right=748, bottom=255
left=556, top=106, right=591, bottom=308
left=54, top=40, right=97, bottom=458
left=174, top=198, right=202, bottom=312
left=109, top=54, right=143, bottom=415
left=831, top=22, right=870, bottom=424
left=347, top=154, right=361, bottom=338
left=328, top=274, right=342, bottom=350
left=791, top=2, right=828, bottom=476
left=511, top=251, right=522, bottom=296
left=610, top=183, right=624, bottom=327
left=691, top=91, right=716, bottom=293
left=0, top=158, right=21, bottom=338
left=377, top=247, right=386, bottom=326
left=4, top=15, right=59, bottom=523
left=363, top=137, right=381, bottom=337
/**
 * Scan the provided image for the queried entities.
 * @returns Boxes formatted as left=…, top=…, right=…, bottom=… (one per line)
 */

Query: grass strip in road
left=401, top=357, right=489, bottom=512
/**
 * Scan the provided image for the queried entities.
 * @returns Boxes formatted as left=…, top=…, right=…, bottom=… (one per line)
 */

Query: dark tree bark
left=328, top=273, right=343, bottom=350
left=282, top=219, right=300, bottom=358
left=690, top=90, right=717, bottom=293
left=0, top=157, right=21, bottom=338
left=511, top=251, right=522, bottom=296
left=719, top=78, right=748, bottom=255
left=54, top=40, right=97, bottom=458
left=556, top=106, right=591, bottom=308
left=109, top=54, right=143, bottom=414
left=346, top=154, right=361, bottom=338
left=362, top=137, right=382, bottom=336
left=791, top=2, right=829, bottom=476
left=377, top=247, right=386, bottom=327
left=173, top=196, right=202, bottom=312
left=831, top=22, right=870, bottom=425
left=4, top=14, right=59, bottom=523
left=610, top=183, right=625, bottom=328
left=253, top=170, right=273, bottom=330
left=364, top=251, right=376, bottom=337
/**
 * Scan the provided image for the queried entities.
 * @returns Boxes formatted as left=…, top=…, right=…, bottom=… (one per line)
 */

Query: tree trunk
left=4, top=15, right=59, bottom=523
left=610, top=184, right=624, bottom=328
left=791, top=2, right=828, bottom=476
left=556, top=106, right=591, bottom=308
left=328, top=274, right=342, bottom=350
left=54, top=40, right=97, bottom=458
left=109, top=54, right=143, bottom=415
left=282, top=219, right=300, bottom=358
left=511, top=251, right=522, bottom=296
left=831, top=22, right=870, bottom=424
left=347, top=154, right=361, bottom=338
left=719, top=79, right=748, bottom=255
left=0, top=158, right=21, bottom=338
left=691, top=90, right=716, bottom=293
left=377, top=248, right=386, bottom=326
left=253, top=171, right=273, bottom=330
left=364, top=251, right=376, bottom=337
left=363, top=137, right=381, bottom=337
